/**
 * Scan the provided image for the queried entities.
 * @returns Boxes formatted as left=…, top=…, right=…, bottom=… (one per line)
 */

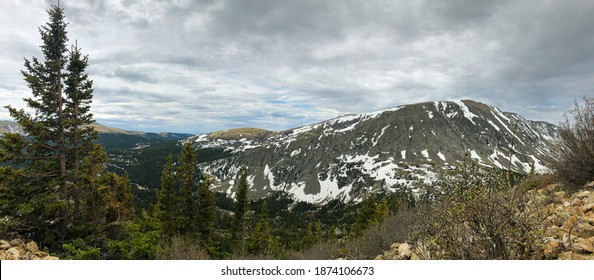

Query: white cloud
left=1, top=0, right=592, bottom=133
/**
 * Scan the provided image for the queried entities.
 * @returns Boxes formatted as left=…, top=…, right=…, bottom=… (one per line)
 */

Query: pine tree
left=372, top=197, right=390, bottom=225
left=64, top=42, right=98, bottom=215
left=249, top=200, right=272, bottom=255
left=7, top=4, right=69, bottom=240
left=196, top=176, right=216, bottom=244
left=176, top=143, right=197, bottom=234
left=155, top=155, right=176, bottom=236
left=1, top=4, right=94, bottom=245
left=352, top=198, right=376, bottom=236
left=231, top=170, right=250, bottom=254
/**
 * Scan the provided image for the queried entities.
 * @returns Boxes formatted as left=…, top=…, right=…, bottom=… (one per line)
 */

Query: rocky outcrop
left=540, top=184, right=594, bottom=260
left=375, top=243, right=414, bottom=260
left=0, top=239, right=59, bottom=260
left=377, top=181, right=594, bottom=260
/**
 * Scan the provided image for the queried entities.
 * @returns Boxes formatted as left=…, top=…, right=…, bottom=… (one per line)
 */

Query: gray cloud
left=0, top=0, right=592, bottom=133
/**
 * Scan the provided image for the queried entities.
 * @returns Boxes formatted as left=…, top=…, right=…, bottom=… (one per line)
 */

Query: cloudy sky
left=1, top=0, right=592, bottom=133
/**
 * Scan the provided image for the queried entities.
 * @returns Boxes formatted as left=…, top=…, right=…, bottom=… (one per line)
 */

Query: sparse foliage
left=413, top=169, right=545, bottom=259
left=550, top=97, right=594, bottom=189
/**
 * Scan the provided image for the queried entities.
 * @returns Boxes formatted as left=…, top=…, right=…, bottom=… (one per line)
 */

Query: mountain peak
left=190, top=99, right=558, bottom=204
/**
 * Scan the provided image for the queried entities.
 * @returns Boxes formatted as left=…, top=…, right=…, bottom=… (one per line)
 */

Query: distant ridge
left=184, top=100, right=559, bottom=204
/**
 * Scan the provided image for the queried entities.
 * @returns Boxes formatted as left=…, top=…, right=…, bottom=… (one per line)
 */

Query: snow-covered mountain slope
left=185, top=100, right=558, bottom=204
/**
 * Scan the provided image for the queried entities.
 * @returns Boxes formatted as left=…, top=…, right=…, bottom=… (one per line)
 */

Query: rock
left=554, top=191, right=566, bottom=199
left=572, top=237, right=594, bottom=253
left=574, top=222, right=594, bottom=238
left=585, top=181, right=594, bottom=189
left=581, top=203, right=594, bottom=213
left=558, top=251, right=593, bottom=260
left=0, top=240, right=10, bottom=250
left=9, top=238, right=25, bottom=247
left=543, top=241, right=563, bottom=259
left=43, top=256, right=59, bottom=260
left=389, top=243, right=400, bottom=250
left=26, top=241, right=39, bottom=252
left=572, top=198, right=583, bottom=206
left=6, top=247, right=24, bottom=260
left=553, top=212, right=569, bottom=227
left=562, top=215, right=578, bottom=230
left=544, top=203, right=556, bottom=216
left=374, top=255, right=384, bottom=260
left=398, top=243, right=412, bottom=260
left=575, top=190, right=591, bottom=199
left=0, top=239, right=58, bottom=260
left=411, top=252, right=421, bottom=260
left=563, top=201, right=571, bottom=207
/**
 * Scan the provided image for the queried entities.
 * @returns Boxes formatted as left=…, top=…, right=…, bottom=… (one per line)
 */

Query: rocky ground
left=0, top=239, right=59, bottom=260
left=376, top=181, right=594, bottom=260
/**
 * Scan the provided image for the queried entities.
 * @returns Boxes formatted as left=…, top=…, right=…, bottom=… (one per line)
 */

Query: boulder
left=9, top=238, right=25, bottom=247
left=398, top=243, right=412, bottom=260
left=574, top=222, right=594, bottom=238
left=26, top=241, right=39, bottom=252
left=6, top=247, right=24, bottom=260
left=581, top=203, right=594, bottom=213
left=561, top=215, right=578, bottom=231
left=572, top=237, right=594, bottom=254
left=0, top=240, right=10, bottom=250
left=554, top=191, right=566, bottom=199
left=575, top=190, right=591, bottom=199
left=543, top=241, right=563, bottom=259
left=558, top=251, right=593, bottom=260
left=0, top=239, right=58, bottom=260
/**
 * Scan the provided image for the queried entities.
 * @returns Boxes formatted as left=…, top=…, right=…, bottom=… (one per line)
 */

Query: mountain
left=184, top=100, right=558, bottom=204
left=0, top=120, right=190, bottom=140
left=0, top=120, right=24, bottom=135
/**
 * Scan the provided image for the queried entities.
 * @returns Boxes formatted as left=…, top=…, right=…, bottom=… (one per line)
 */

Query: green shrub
left=550, top=97, right=594, bottom=190
left=413, top=169, right=545, bottom=259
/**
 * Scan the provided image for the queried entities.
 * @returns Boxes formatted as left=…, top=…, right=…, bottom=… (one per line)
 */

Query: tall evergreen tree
left=0, top=4, right=102, bottom=245
left=176, top=142, right=197, bottom=234
left=196, top=176, right=216, bottom=244
left=231, top=170, right=250, bottom=254
left=64, top=43, right=98, bottom=215
left=155, top=155, right=176, bottom=236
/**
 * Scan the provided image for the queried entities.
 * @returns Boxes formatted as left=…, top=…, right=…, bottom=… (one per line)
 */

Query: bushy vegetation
left=412, top=168, right=546, bottom=259
left=550, top=97, right=594, bottom=190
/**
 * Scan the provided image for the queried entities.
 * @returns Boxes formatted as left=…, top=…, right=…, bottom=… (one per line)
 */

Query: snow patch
left=437, top=151, right=446, bottom=161
left=290, top=148, right=302, bottom=157
left=453, top=100, right=479, bottom=125
left=421, top=149, right=429, bottom=158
